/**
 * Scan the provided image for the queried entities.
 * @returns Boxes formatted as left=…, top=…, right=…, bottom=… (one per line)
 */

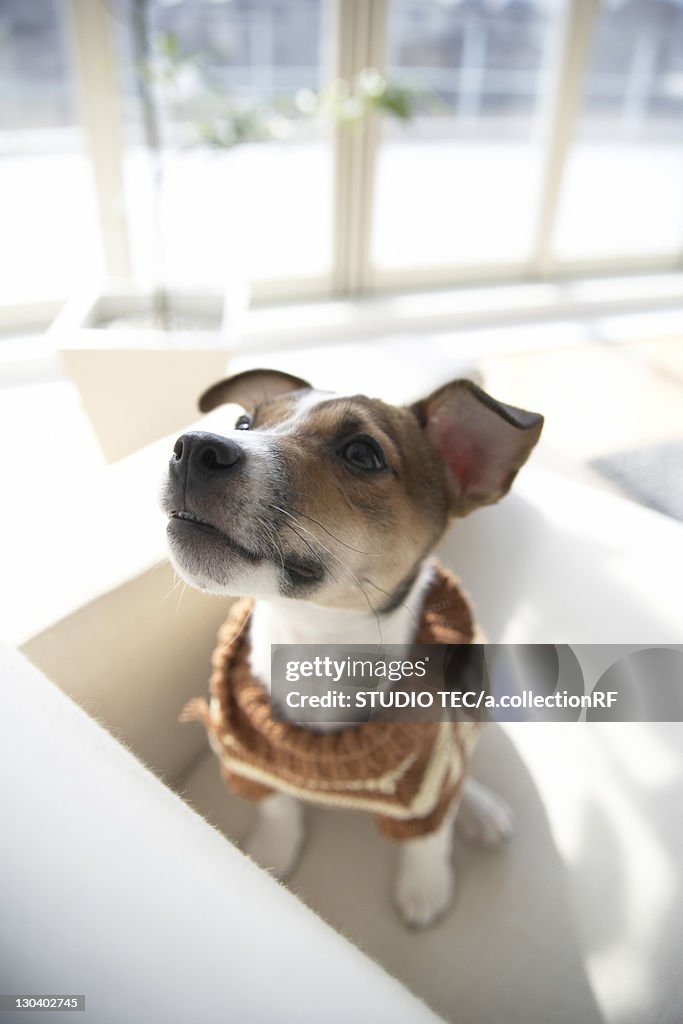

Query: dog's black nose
left=172, top=431, right=243, bottom=477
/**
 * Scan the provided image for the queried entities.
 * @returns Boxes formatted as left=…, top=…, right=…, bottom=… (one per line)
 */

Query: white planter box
left=49, top=284, right=240, bottom=462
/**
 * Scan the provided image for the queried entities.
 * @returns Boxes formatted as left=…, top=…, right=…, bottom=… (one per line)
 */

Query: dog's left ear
left=199, top=368, right=312, bottom=414
left=412, top=379, right=544, bottom=516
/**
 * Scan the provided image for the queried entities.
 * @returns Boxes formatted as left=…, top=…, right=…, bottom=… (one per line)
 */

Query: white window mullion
left=332, top=0, right=387, bottom=297
left=531, top=0, right=601, bottom=276
left=66, top=0, right=132, bottom=281
left=346, top=0, right=370, bottom=295
left=355, top=0, right=387, bottom=295
left=332, top=0, right=355, bottom=295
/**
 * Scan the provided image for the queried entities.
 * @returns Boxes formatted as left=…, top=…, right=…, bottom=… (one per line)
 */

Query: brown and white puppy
left=161, top=368, right=543, bottom=927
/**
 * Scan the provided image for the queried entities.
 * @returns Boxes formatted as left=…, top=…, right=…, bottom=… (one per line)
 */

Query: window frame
left=25, top=0, right=683, bottom=312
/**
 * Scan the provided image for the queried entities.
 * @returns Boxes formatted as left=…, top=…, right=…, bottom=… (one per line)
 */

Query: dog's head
left=160, top=369, right=543, bottom=610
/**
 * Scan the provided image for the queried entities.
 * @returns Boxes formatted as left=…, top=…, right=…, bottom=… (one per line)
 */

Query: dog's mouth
left=170, top=509, right=216, bottom=530
left=168, top=510, right=261, bottom=563
left=282, top=556, right=325, bottom=585
left=168, top=510, right=324, bottom=585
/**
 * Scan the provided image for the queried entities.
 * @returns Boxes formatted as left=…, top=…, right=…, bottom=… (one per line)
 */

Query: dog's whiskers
left=160, top=570, right=190, bottom=617
left=361, top=576, right=421, bottom=630
left=253, top=512, right=287, bottom=575
left=174, top=578, right=188, bottom=616
left=288, top=505, right=383, bottom=558
left=279, top=521, right=342, bottom=588
left=161, top=571, right=186, bottom=606
left=269, top=504, right=383, bottom=644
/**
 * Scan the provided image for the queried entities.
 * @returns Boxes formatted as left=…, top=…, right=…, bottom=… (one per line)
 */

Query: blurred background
left=2, top=0, right=683, bottom=301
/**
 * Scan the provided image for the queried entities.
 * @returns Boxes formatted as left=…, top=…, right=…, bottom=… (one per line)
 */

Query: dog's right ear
left=199, top=368, right=312, bottom=414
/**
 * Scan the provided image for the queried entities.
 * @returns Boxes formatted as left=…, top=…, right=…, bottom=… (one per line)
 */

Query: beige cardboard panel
left=21, top=562, right=232, bottom=784
left=60, top=347, right=230, bottom=463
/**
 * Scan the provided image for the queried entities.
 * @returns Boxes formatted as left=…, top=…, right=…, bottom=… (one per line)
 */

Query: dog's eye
left=340, top=437, right=386, bottom=472
left=235, top=414, right=251, bottom=431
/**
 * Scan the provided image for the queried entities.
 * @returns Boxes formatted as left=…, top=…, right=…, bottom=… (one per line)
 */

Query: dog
left=161, top=368, right=543, bottom=927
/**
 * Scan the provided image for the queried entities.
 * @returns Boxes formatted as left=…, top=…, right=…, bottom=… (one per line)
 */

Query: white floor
left=178, top=716, right=683, bottom=1024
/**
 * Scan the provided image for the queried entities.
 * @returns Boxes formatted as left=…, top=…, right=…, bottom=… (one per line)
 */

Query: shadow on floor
left=179, top=725, right=604, bottom=1024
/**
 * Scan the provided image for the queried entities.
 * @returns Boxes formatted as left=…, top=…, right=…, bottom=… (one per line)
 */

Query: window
left=0, top=0, right=102, bottom=304
left=372, top=0, right=562, bottom=272
left=2, top=0, right=683, bottom=316
left=554, top=0, right=683, bottom=260
left=114, top=0, right=334, bottom=291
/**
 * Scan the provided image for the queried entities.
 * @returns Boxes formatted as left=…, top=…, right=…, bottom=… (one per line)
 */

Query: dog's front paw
left=456, top=778, right=514, bottom=848
left=394, top=855, right=453, bottom=929
left=243, top=795, right=304, bottom=879
left=244, top=820, right=301, bottom=879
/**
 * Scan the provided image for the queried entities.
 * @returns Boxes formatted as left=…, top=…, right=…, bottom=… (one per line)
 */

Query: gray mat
left=591, top=440, right=683, bottom=522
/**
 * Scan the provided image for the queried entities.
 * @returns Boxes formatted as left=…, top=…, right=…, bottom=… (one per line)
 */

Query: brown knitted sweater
left=181, top=564, right=481, bottom=840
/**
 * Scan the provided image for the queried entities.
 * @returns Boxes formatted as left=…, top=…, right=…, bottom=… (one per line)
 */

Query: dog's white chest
left=247, top=562, right=436, bottom=699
